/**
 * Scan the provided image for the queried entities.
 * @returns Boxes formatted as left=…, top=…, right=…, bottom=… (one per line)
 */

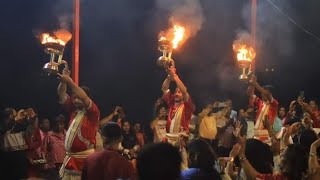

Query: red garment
left=81, top=149, right=136, bottom=180
left=63, top=95, right=100, bottom=173
left=250, top=96, right=279, bottom=126
left=25, top=127, right=43, bottom=160
left=163, top=91, right=195, bottom=133
left=42, top=130, right=66, bottom=168
left=312, top=110, right=320, bottom=128
left=136, top=132, right=144, bottom=147
left=256, top=173, right=286, bottom=180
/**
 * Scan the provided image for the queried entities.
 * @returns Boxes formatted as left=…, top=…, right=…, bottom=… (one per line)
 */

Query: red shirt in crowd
left=62, top=95, right=100, bottom=173
left=163, top=91, right=195, bottom=133
left=42, top=130, right=66, bottom=168
left=81, top=149, right=136, bottom=180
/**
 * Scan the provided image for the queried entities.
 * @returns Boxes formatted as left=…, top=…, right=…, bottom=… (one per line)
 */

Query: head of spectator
left=245, top=139, right=274, bottom=174
left=278, top=107, right=286, bottom=119
left=280, top=144, right=308, bottom=180
left=137, top=143, right=181, bottom=180
left=101, top=122, right=123, bottom=150
left=184, top=138, right=220, bottom=180
left=53, top=114, right=65, bottom=133
left=39, top=117, right=51, bottom=132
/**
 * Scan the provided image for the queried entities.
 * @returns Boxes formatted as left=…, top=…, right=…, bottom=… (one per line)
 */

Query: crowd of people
left=1, top=65, right=320, bottom=180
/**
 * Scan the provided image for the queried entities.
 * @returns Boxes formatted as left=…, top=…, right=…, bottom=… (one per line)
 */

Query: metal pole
left=251, top=0, right=257, bottom=73
left=72, top=0, right=80, bottom=85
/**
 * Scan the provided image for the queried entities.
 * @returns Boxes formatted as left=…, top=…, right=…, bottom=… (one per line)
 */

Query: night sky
left=1, top=0, right=320, bottom=123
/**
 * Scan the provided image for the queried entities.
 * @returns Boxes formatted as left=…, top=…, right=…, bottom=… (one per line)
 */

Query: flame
left=172, top=25, right=185, bottom=49
left=40, top=30, right=72, bottom=46
left=159, top=36, right=167, bottom=42
left=233, top=43, right=256, bottom=61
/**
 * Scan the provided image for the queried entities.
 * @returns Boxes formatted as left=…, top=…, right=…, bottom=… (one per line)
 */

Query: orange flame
left=40, top=30, right=72, bottom=46
left=158, top=25, right=185, bottom=49
left=233, top=43, right=256, bottom=62
left=172, top=25, right=185, bottom=49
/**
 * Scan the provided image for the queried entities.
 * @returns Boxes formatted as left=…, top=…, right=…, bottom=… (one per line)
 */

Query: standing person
left=150, top=101, right=168, bottom=143
left=120, top=120, right=140, bottom=160
left=42, top=114, right=66, bottom=179
left=0, top=108, right=38, bottom=180
left=247, top=75, right=279, bottom=141
left=133, top=122, right=144, bottom=147
left=161, top=66, right=195, bottom=138
left=57, top=68, right=100, bottom=179
left=82, top=122, right=136, bottom=180
left=161, top=66, right=195, bottom=170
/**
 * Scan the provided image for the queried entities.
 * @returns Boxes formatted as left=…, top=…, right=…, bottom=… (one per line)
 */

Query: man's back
left=82, top=149, right=136, bottom=180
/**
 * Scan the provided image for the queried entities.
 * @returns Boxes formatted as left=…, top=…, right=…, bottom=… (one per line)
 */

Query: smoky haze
left=23, top=0, right=320, bottom=120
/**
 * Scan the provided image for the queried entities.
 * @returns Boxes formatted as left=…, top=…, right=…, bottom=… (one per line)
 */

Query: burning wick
left=232, top=43, right=256, bottom=62
left=232, top=43, right=256, bottom=81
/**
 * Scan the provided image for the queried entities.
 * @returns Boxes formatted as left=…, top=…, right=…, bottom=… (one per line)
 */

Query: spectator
left=82, top=122, right=136, bottom=180
left=181, top=138, right=221, bottom=180
left=120, top=120, right=140, bottom=160
left=133, top=121, right=144, bottom=147
left=137, top=143, right=181, bottom=180
left=42, top=114, right=66, bottom=179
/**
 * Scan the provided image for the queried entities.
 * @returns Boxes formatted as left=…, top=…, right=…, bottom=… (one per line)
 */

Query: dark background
left=1, top=0, right=320, bottom=123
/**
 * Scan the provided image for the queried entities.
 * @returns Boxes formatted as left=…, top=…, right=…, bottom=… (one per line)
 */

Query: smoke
left=155, top=0, right=205, bottom=39
left=241, top=0, right=295, bottom=58
left=233, top=30, right=254, bottom=47
left=52, top=0, right=74, bottom=31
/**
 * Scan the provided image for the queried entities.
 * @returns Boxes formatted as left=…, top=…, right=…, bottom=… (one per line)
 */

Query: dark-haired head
left=281, top=144, right=308, bottom=180
left=245, top=139, right=274, bottom=174
left=53, top=114, right=65, bottom=132
left=186, top=138, right=221, bottom=179
left=101, top=122, right=122, bottom=148
left=137, top=143, right=181, bottom=180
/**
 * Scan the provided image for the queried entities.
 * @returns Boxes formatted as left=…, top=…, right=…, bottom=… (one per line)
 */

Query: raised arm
left=57, top=68, right=70, bottom=102
left=161, top=76, right=172, bottom=95
left=58, top=74, right=91, bottom=108
left=167, top=66, right=189, bottom=100
left=99, top=106, right=121, bottom=127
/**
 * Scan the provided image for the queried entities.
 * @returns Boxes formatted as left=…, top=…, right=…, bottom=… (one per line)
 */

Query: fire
left=233, top=43, right=256, bottom=62
left=40, top=30, right=72, bottom=46
left=158, top=25, right=185, bottom=49
left=172, top=25, right=185, bottom=49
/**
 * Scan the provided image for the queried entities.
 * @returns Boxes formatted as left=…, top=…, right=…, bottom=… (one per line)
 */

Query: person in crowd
left=137, top=143, right=181, bottom=180
left=0, top=108, right=39, bottom=179
left=100, top=106, right=126, bottom=127
left=234, top=136, right=308, bottom=180
left=247, top=75, right=279, bottom=141
left=278, top=106, right=287, bottom=125
left=309, top=138, right=320, bottom=180
left=42, top=114, right=66, bottom=179
left=120, top=120, right=140, bottom=160
left=150, top=101, right=168, bottom=143
left=57, top=68, right=100, bottom=179
left=133, top=121, right=144, bottom=147
left=197, top=103, right=218, bottom=146
left=215, top=105, right=236, bottom=157
left=181, top=138, right=221, bottom=180
left=82, top=122, right=136, bottom=180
